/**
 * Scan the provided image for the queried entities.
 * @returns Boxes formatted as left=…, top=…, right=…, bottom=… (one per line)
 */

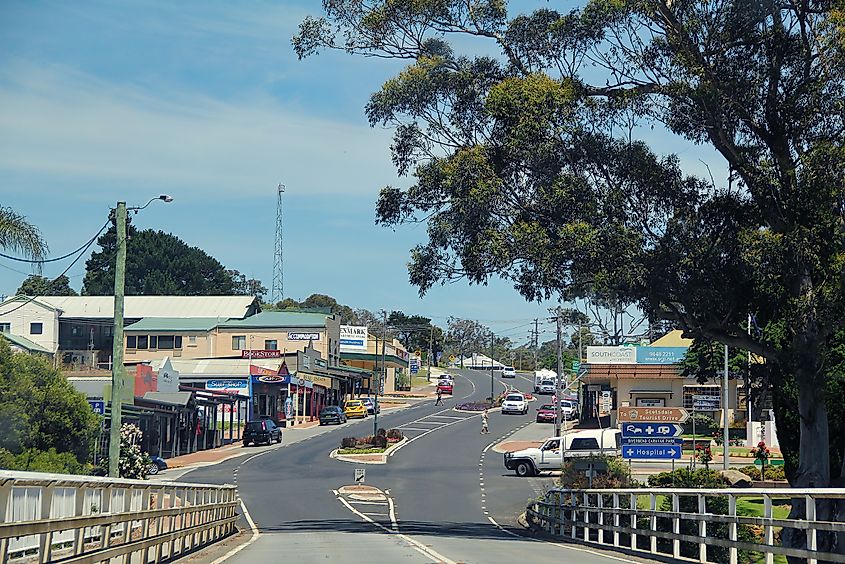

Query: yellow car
left=343, top=399, right=368, bottom=419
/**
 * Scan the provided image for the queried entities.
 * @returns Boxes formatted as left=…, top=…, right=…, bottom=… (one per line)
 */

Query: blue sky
left=0, top=1, right=723, bottom=342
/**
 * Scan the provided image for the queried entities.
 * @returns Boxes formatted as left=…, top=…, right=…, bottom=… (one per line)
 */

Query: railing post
left=649, top=493, right=657, bottom=554
left=0, top=480, right=13, bottom=564
left=597, top=494, right=604, bottom=545
left=583, top=492, right=590, bottom=542
left=697, top=494, right=707, bottom=563
left=630, top=493, right=637, bottom=551
left=140, top=487, right=152, bottom=563
left=570, top=492, right=577, bottom=539
left=120, top=487, right=133, bottom=563
left=764, top=494, right=773, bottom=564
left=806, top=495, right=817, bottom=564
left=613, top=493, right=620, bottom=547
left=728, top=494, right=738, bottom=564
left=153, top=487, right=165, bottom=563
left=37, top=483, right=55, bottom=564
left=102, top=486, right=114, bottom=549
left=672, top=493, right=680, bottom=559
left=72, top=486, right=88, bottom=557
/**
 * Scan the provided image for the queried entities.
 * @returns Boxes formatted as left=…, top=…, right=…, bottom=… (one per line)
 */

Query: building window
left=71, top=325, right=82, bottom=336
left=30, top=322, right=43, bottom=335
left=189, top=335, right=197, bottom=345
left=265, top=339, right=278, bottom=350
left=0, top=323, right=9, bottom=333
left=104, top=326, right=113, bottom=337
left=158, top=335, right=175, bottom=349
left=232, top=335, right=246, bottom=350
left=175, top=336, right=182, bottom=349
left=137, top=335, right=149, bottom=350
left=149, top=335, right=158, bottom=349
left=127, top=335, right=137, bottom=349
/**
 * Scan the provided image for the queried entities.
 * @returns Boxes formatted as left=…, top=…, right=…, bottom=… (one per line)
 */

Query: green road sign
left=571, top=361, right=581, bottom=372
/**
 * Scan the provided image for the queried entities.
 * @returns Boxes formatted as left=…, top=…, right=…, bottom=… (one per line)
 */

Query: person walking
left=481, top=408, right=489, bottom=434
left=435, top=388, right=443, bottom=405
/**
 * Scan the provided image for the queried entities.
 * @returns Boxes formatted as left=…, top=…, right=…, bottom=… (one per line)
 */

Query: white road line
left=347, top=500, right=390, bottom=506
left=421, top=415, right=466, bottom=420
left=337, top=496, right=457, bottom=564
left=209, top=496, right=259, bottom=564
left=387, top=495, right=398, bottom=531
left=362, top=512, right=390, bottom=517
left=397, top=427, right=434, bottom=432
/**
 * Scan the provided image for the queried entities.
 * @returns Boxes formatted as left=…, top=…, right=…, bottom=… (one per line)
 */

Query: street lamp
left=108, top=195, right=173, bottom=478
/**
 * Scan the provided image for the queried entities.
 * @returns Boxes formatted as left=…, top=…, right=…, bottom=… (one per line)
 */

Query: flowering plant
left=695, top=445, right=713, bottom=468
left=750, top=441, right=771, bottom=462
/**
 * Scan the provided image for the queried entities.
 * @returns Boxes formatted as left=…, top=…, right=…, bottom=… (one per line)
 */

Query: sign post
left=619, top=407, right=689, bottom=462
left=354, top=468, right=366, bottom=484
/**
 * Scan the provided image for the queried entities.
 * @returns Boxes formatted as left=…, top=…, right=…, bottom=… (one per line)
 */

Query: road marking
left=209, top=495, right=259, bottom=564
left=362, top=512, right=390, bottom=517
left=387, top=495, right=398, bottom=531
left=347, top=500, right=390, bottom=506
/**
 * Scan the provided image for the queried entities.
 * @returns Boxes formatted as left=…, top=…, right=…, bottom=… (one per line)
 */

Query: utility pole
left=108, top=201, right=127, bottom=478
left=374, top=310, right=386, bottom=436
left=532, top=318, right=539, bottom=369
left=490, top=331, right=495, bottom=402
left=555, top=308, right=563, bottom=437
left=427, top=324, right=434, bottom=382
left=723, top=344, right=730, bottom=470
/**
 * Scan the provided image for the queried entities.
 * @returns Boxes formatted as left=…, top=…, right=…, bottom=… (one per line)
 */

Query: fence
left=0, top=470, right=238, bottom=563
left=526, top=487, right=845, bottom=564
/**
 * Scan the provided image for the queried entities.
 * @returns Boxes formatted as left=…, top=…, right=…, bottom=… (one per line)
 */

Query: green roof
left=125, top=318, right=222, bottom=332
left=220, top=311, right=329, bottom=329
left=0, top=333, right=51, bottom=354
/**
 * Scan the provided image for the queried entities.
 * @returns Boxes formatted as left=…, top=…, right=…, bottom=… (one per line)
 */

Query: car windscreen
left=505, top=395, right=523, bottom=401
left=346, top=401, right=361, bottom=407
left=541, top=380, right=554, bottom=385
left=320, top=407, right=338, bottom=414
left=540, top=405, right=553, bottom=410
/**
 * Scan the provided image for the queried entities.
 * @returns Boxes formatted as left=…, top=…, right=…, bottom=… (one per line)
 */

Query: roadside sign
left=622, top=437, right=684, bottom=445
left=354, top=468, right=366, bottom=484
left=449, top=355, right=456, bottom=362
left=622, top=444, right=682, bottom=459
left=88, top=400, right=105, bottom=415
left=621, top=422, right=684, bottom=438
left=618, top=407, right=689, bottom=423
left=571, top=360, right=581, bottom=372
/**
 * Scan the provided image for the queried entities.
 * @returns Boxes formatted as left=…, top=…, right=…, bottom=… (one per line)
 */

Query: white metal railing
left=526, top=487, right=845, bottom=564
left=0, top=470, right=237, bottom=563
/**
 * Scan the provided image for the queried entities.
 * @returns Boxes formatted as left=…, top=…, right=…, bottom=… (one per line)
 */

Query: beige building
left=340, top=333, right=409, bottom=395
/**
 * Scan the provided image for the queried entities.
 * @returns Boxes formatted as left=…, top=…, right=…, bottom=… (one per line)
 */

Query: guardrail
left=0, top=470, right=238, bottom=563
left=526, top=487, right=845, bottom=564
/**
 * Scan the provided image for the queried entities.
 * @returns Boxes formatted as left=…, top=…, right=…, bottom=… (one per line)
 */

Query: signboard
left=586, top=346, right=635, bottom=364
left=621, top=422, right=684, bottom=438
left=88, top=400, right=105, bottom=415
left=409, top=358, right=420, bottom=374
left=693, top=394, right=721, bottom=410
left=636, top=346, right=688, bottom=365
left=254, top=374, right=285, bottom=384
left=599, top=390, right=612, bottom=415
left=288, top=332, right=320, bottom=341
left=449, top=355, right=456, bottom=362
left=571, top=360, right=581, bottom=372
left=354, top=468, right=366, bottom=484
left=622, top=444, right=683, bottom=459
left=621, top=437, right=684, bottom=445
left=241, top=350, right=281, bottom=359
left=206, top=379, right=248, bottom=390
left=339, top=325, right=368, bottom=352
left=618, top=407, right=689, bottom=423
left=636, top=398, right=665, bottom=407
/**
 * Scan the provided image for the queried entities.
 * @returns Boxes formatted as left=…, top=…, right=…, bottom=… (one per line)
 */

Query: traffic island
left=330, top=436, right=408, bottom=465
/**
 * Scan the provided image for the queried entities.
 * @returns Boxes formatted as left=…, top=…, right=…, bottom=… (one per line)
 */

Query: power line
left=0, top=219, right=110, bottom=264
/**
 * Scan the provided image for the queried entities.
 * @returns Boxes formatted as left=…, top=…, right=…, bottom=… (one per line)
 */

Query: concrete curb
left=330, top=436, right=409, bottom=465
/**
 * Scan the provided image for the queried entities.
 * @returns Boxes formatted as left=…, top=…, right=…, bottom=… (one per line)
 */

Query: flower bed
left=340, top=428, right=403, bottom=450
left=456, top=401, right=492, bottom=411
left=338, top=447, right=386, bottom=455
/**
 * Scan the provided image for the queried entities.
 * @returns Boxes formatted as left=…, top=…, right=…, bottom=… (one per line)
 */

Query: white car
left=502, top=366, right=516, bottom=378
left=501, top=392, right=528, bottom=415
left=538, top=379, right=556, bottom=394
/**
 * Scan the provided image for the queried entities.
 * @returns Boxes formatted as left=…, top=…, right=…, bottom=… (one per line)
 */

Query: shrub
left=376, top=428, right=387, bottom=438
left=337, top=447, right=386, bottom=455
left=0, top=447, right=89, bottom=475
left=648, top=468, right=727, bottom=488
left=739, top=465, right=762, bottom=480
left=372, top=435, right=388, bottom=449
left=386, top=429, right=403, bottom=440
left=456, top=401, right=491, bottom=411
left=341, top=437, right=357, bottom=449
left=559, top=455, right=632, bottom=489
left=683, top=413, right=716, bottom=434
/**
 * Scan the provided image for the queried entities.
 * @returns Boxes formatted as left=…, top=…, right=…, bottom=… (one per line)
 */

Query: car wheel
left=277, top=433, right=282, bottom=444
left=244, top=441, right=250, bottom=447
left=515, top=461, right=533, bottom=477
left=147, top=463, right=159, bottom=475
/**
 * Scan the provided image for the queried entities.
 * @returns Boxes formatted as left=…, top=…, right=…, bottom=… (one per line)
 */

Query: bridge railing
left=0, top=470, right=237, bottom=563
left=526, top=486, right=845, bottom=564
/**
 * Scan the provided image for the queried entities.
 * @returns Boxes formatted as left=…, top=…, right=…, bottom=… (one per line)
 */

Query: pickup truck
left=503, top=429, right=622, bottom=477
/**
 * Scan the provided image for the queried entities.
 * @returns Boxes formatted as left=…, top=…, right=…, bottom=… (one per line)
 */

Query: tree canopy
left=295, top=0, right=845, bottom=536
left=83, top=225, right=237, bottom=296
left=17, top=274, right=77, bottom=296
left=0, top=206, right=46, bottom=262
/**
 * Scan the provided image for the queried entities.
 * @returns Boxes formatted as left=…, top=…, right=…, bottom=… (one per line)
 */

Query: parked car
left=436, top=379, right=453, bottom=395
left=501, top=392, right=528, bottom=415
left=243, top=419, right=282, bottom=446
left=536, top=404, right=556, bottom=423
left=361, top=397, right=380, bottom=414
left=502, top=366, right=516, bottom=378
left=344, top=399, right=368, bottom=419
left=147, top=455, right=167, bottom=475
left=319, top=406, right=347, bottom=425
left=504, top=429, right=622, bottom=476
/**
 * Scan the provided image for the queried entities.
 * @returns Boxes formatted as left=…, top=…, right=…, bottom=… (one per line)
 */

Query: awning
left=629, top=389, right=674, bottom=394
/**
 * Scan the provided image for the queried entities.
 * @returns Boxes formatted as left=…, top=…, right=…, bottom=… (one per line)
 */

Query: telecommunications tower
left=271, top=183, right=285, bottom=304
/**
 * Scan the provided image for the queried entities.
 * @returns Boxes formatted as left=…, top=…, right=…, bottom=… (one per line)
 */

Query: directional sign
left=88, top=400, right=105, bottom=415
left=354, top=468, right=366, bottom=484
left=622, top=444, right=682, bottom=460
left=621, top=422, right=684, bottom=438
left=618, top=407, right=689, bottom=423
left=622, top=437, right=684, bottom=446
left=571, top=360, right=581, bottom=372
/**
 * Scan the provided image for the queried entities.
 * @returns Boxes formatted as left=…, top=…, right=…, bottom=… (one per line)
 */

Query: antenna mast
left=271, top=183, right=285, bottom=304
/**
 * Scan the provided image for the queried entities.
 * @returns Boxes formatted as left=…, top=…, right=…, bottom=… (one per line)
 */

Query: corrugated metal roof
left=34, top=295, right=257, bottom=319
left=649, top=330, right=693, bottom=347
left=150, top=357, right=286, bottom=376
left=0, top=333, right=51, bottom=353
left=220, top=311, right=329, bottom=329
left=125, top=318, right=221, bottom=332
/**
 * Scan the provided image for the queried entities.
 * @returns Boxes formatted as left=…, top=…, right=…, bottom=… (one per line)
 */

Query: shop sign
left=586, top=346, right=636, bottom=364
left=206, top=379, right=247, bottom=389
left=256, top=374, right=285, bottom=383
left=241, top=349, right=281, bottom=359
left=635, top=346, right=688, bottom=365
left=636, top=398, right=665, bottom=407
left=288, top=332, right=320, bottom=341
left=340, top=325, right=368, bottom=352
left=309, top=375, right=332, bottom=388
left=315, top=358, right=327, bottom=368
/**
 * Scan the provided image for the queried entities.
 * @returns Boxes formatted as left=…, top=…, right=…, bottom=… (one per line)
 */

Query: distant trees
left=446, top=318, right=488, bottom=367
left=17, top=274, right=77, bottom=296
left=83, top=226, right=237, bottom=296
left=227, top=270, right=268, bottom=301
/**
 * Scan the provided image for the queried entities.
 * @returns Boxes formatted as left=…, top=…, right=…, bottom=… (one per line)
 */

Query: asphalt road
left=178, top=369, right=648, bottom=564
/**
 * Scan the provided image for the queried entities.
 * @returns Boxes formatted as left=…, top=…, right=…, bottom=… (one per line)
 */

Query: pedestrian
left=481, top=408, right=489, bottom=434
left=435, top=388, right=443, bottom=405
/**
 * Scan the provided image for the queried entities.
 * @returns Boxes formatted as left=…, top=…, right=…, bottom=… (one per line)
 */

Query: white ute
left=503, top=429, right=622, bottom=477
left=500, top=392, right=528, bottom=415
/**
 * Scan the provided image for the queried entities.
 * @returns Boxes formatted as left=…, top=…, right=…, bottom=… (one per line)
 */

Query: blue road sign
left=621, top=422, right=683, bottom=438
left=622, top=437, right=684, bottom=445
left=88, top=400, right=105, bottom=415
left=622, top=444, right=682, bottom=459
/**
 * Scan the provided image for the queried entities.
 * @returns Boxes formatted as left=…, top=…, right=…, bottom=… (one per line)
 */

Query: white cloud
left=0, top=60, right=400, bottom=199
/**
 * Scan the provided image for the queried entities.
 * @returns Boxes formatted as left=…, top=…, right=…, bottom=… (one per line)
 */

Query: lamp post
left=108, top=195, right=172, bottom=478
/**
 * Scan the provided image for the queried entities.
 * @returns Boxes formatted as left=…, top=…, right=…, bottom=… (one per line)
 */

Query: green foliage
left=0, top=339, right=99, bottom=465
left=683, top=412, right=717, bottom=435
left=559, top=455, right=632, bottom=489
left=648, top=468, right=726, bottom=488
left=0, top=206, right=46, bottom=261
left=82, top=225, right=236, bottom=295
left=98, top=424, right=150, bottom=479
left=226, top=270, right=267, bottom=301
left=16, top=274, right=77, bottom=296
left=0, top=447, right=89, bottom=475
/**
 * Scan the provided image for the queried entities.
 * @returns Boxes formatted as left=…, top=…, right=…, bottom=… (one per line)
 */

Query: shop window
left=0, top=323, right=9, bottom=333
left=232, top=335, right=246, bottom=350
left=265, top=339, right=278, bottom=350
left=137, top=335, right=149, bottom=350
left=158, top=335, right=175, bottom=349
left=30, top=322, right=43, bottom=335
left=149, top=335, right=158, bottom=349
left=127, top=335, right=137, bottom=349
